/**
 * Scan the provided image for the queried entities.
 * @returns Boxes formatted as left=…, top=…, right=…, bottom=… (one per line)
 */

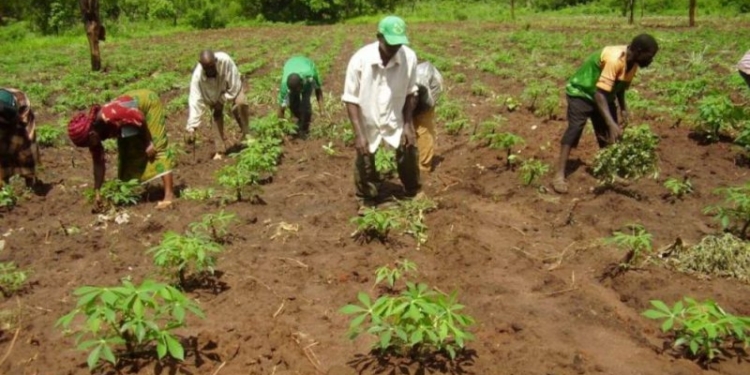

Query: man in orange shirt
left=552, top=34, right=659, bottom=194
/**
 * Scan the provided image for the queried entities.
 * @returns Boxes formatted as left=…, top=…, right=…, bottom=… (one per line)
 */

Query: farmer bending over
left=0, top=88, right=39, bottom=187
left=277, top=56, right=324, bottom=139
left=552, top=34, right=659, bottom=194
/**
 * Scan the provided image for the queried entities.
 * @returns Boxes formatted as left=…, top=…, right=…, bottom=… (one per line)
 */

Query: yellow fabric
left=596, top=46, right=637, bottom=93
left=414, top=107, right=435, bottom=172
left=118, top=90, right=172, bottom=183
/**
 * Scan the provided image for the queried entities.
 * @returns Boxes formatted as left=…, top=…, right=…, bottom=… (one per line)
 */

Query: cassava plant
left=56, top=279, right=205, bottom=370
left=375, top=148, right=397, bottom=179
left=84, top=179, right=141, bottom=208
left=642, top=298, right=750, bottom=362
left=351, top=208, right=401, bottom=243
left=341, top=264, right=475, bottom=359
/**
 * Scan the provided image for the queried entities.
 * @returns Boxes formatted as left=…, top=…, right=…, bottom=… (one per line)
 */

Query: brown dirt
left=1, top=21, right=750, bottom=375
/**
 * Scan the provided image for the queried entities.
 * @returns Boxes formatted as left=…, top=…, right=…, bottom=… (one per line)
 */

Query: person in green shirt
left=277, top=56, right=324, bottom=138
left=552, top=34, right=659, bottom=194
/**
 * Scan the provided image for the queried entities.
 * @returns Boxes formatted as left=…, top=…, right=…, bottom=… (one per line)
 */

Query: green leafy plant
left=351, top=208, right=401, bottom=243
left=592, top=124, right=660, bottom=185
left=322, top=141, right=337, bottom=156
left=642, top=298, right=750, bottom=361
left=251, top=114, right=297, bottom=140
left=375, top=260, right=417, bottom=289
left=180, top=187, right=215, bottom=201
left=504, top=96, right=521, bottom=112
left=0, top=184, right=18, bottom=209
left=398, top=197, right=438, bottom=248
left=605, top=223, right=652, bottom=269
left=148, top=231, right=223, bottom=286
left=518, top=158, right=549, bottom=186
left=704, top=182, right=750, bottom=238
left=84, top=179, right=141, bottom=208
left=470, top=82, right=489, bottom=97
left=0, top=262, right=29, bottom=297
left=664, top=177, right=693, bottom=199
left=444, top=118, right=469, bottom=135
left=56, top=279, right=205, bottom=370
left=36, top=124, right=65, bottom=147
left=216, top=163, right=257, bottom=202
left=489, top=133, right=525, bottom=170
left=188, top=210, right=235, bottom=243
left=693, top=94, right=744, bottom=141
left=102, top=139, right=117, bottom=153
left=375, top=148, right=397, bottom=178
left=340, top=267, right=475, bottom=359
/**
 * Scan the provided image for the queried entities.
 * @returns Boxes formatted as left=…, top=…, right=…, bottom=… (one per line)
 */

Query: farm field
left=2, top=16, right=750, bottom=375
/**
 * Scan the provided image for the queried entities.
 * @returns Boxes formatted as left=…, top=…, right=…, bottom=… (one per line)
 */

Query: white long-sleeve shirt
left=186, top=52, right=242, bottom=131
left=342, top=42, right=418, bottom=153
left=738, top=50, right=750, bottom=75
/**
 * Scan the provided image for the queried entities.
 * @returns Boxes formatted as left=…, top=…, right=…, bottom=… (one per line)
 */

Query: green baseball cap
left=378, top=15, right=409, bottom=46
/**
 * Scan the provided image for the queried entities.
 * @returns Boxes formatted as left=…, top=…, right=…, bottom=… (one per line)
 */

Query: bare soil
left=1, top=21, right=749, bottom=375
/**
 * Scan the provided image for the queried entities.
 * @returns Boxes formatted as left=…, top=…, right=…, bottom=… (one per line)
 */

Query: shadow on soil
left=348, top=349, right=478, bottom=375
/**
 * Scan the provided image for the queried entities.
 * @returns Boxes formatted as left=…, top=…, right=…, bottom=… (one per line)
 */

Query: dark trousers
left=354, top=145, right=421, bottom=200
left=561, top=95, right=618, bottom=149
left=289, top=90, right=312, bottom=134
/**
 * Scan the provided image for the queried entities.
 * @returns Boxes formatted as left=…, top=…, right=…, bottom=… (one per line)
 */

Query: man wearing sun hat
left=342, top=15, right=421, bottom=214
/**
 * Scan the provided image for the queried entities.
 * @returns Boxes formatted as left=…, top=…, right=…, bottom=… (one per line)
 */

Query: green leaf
left=340, top=304, right=366, bottom=315
left=357, top=292, right=372, bottom=308
left=379, top=330, right=392, bottom=349
left=87, top=344, right=103, bottom=370
left=689, top=340, right=700, bottom=355
left=156, top=337, right=168, bottom=359
left=661, top=318, right=675, bottom=332
left=166, top=334, right=185, bottom=360
left=101, top=344, right=117, bottom=365
left=350, top=313, right=368, bottom=330
left=649, top=300, right=671, bottom=314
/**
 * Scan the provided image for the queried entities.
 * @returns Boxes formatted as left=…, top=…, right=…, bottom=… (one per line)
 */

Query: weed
left=643, top=298, right=750, bottom=361
left=694, top=94, right=744, bottom=141
left=36, top=124, right=65, bottom=147
left=0, top=262, right=29, bottom=297
left=664, top=177, right=693, bottom=199
left=56, top=279, right=204, bottom=370
left=148, top=231, right=223, bottom=285
left=505, top=96, right=521, bottom=112
left=375, top=148, right=397, bottom=178
left=704, top=182, right=750, bottom=238
left=490, top=133, right=525, bottom=170
left=518, top=158, right=549, bottom=186
left=592, top=124, right=660, bottom=185
left=605, top=223, right=652, bottom=269
left=471, top=82, right=489, bottom=97
left=375, top=259, right=417, bottom=289
left=322, top=142, right=337, bottom=156
left=0, top=184, right=18, bottom=209
left=669, top=233, right=750, bottom=282
left=188, top=210, right=235, bottom=242
left=180, top=187, right=215, bottom=201
left=84, top=179, right=141, bottom=208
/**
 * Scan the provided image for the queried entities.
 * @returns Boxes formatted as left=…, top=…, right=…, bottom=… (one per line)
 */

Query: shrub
left=186, top=3, right=228, bottom=30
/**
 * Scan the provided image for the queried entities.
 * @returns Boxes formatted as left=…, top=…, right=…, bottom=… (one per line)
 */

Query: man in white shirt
left=186, top=50, right=250, bottom=160
left=342, top=15, right=421, bottom=213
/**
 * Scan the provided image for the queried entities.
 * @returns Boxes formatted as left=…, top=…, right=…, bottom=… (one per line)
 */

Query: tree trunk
left=79, top=0, right=105, bottom=72
left=689, top=0, right=697, bottom=27
left=511, top=0, right=515, bottom=20
left=628, top=0, right=635, bottom=24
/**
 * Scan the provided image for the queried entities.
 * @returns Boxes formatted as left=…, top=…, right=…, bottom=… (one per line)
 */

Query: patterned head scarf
left=68, top=105, right=100, bottom=147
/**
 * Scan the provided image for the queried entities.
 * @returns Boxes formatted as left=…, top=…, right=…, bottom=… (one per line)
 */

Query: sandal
left=552, top=177, right=569, bottom=194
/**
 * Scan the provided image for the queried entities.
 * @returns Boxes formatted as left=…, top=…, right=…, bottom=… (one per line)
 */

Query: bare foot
left=156, top=200, right=173, bottom=210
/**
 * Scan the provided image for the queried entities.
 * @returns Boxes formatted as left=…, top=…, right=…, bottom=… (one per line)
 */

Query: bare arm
left=346, top=102, right=368, bottom=154
left=594, top=89, right=619, bottom=135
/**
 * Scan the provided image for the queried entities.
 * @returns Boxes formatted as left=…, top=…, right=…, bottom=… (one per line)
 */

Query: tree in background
left=689, top=0, right=697, bottom=26
left=79, top=0, right=105, bottom=71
